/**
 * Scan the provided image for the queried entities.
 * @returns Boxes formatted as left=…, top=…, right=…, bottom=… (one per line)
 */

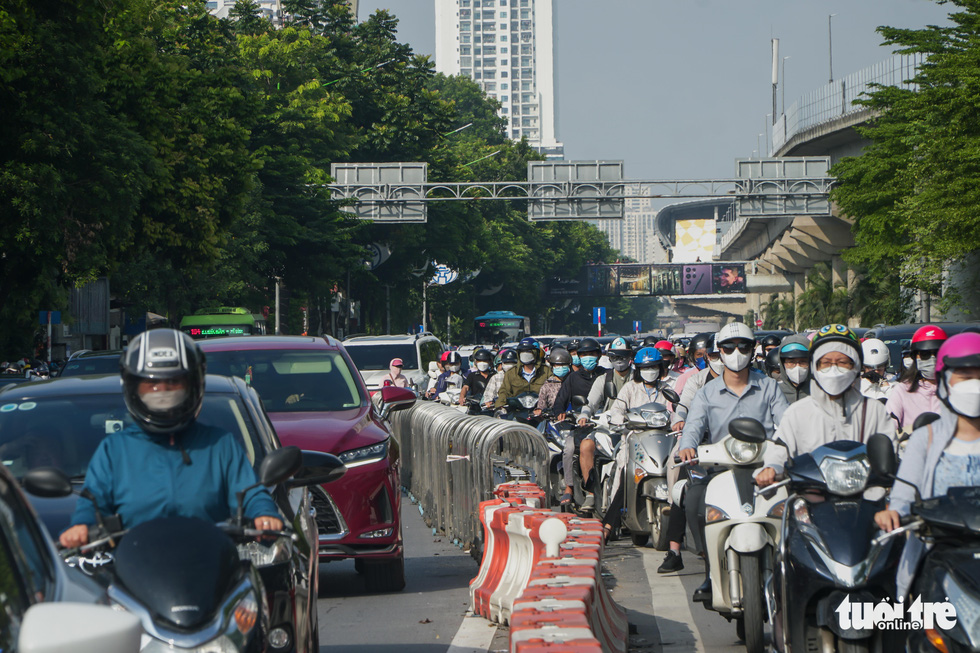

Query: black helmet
left=764, top=347, right=781, bottom=375
left=761, top=334, right=782, bottom=349
left=472, top=348, right=493, bottom=363
left=689, top=332, right=713, bottom=352
left=577, top=337, right=601, bottom=355
left=548, top=347, right=572, bottom=365
left=567, top=339, right=580, bottom=353
left=500, top=348, right=518, bottom=365
left=446, top=351, right=462, bottom=366
left=641, top=336, right=659, bottom=348
left=121, top=328, right=205, bottom=435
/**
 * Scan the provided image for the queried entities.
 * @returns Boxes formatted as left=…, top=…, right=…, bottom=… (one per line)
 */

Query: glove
left=863, top=370, right=883, bottom=383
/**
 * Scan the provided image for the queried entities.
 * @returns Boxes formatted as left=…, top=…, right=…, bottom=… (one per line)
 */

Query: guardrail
left=389, top=402, right=551, bottom=558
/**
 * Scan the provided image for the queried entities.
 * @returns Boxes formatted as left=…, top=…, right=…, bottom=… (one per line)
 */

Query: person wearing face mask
left=885, top=325, right=947, bottom=431
left=551, top=338, right=607, bottom=420
left=653, top=340, right=683, bottom=387
left=579, top=337, right=635, bottom=423
left=774, top=335, right=812, bottom=404
left=859, top=338, right=894, bottom=401
left=59, top=329, right=282, bottom=549
left=482, top=349, right=514, bottom=410
left=382, top=358, right=409, bottom=388
left=673, top=332, right=714, bottom=399
left=433, top=350, right=465, bottom=398
left=670, top=335, right=724, bottom=432
left=536, top=347, right=572, bottom=416
left=424, top=360, right=442, bottom=398
left=494, top=338, right=549, bottom=410
left=567, top=340, right=582, bottom=372
left=755, top=324, right=896, bottom=491
left=676, top=321, right=789, bottom=601
left=874, top=332, right=980, bottom=599
left=459, top=349, right=494, bottom=406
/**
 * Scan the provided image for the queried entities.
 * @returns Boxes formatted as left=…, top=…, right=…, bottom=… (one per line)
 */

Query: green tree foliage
left=831, top=0, right=980, bottom=314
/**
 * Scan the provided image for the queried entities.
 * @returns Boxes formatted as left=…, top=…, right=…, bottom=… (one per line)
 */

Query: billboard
left=551, top=263, right=747, bottom=298
left=673, top=218, right=716, bottom=263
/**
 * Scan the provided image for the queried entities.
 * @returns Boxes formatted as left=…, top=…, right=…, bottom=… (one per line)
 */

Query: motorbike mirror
left=867, top=433, right=898, bottom=478
left=661, top=388, right=681, bottom=405
left=258, top=446, right=303, bottom=487
left=288, top=451, right=347, bottom=487
left=912, top=412, right=940, bottom=431
left=570, top=395, right=588, bottom=407
left=604, top=381, right=618, bottom=400
left=22, top=467, right=73, bottom=498
left=728, top=417, right=766, bottom=443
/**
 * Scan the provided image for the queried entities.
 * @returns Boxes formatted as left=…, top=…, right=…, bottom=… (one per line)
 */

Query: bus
left=179, top=307, right=267, bottom=339
left=473, top=311, right=530, bottom=346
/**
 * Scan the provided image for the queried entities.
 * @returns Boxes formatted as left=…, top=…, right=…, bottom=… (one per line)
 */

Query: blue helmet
left=633, top=347, right=663, bottom=368
left=516, top=337, right=539, bottom=353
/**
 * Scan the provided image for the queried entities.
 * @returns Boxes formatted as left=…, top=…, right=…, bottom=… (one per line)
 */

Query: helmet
left=121, top=328, right=205, bottom=435
left=440, top=351, right=450, bottom=363
left=761, top=334, right=782, bottom=349
left=577, top=337, right=601, bottom=355
left=911, top=325, right=948, bottom=353
left=689, top=333, right=713, bottom=356
left=641, top=336, right=659, bottom=348
left=517, top=337, right=539, bottom=353
left=548, top=347, right=572, bottom=365
left=716, top=322, right=755, bottom=345
left=809, top=324, right=862, bottom=364
left=764, top=347, right=781, bottom=375
left=778, top=339, right=810, bottom=360
left=472, top=348, right=493, bottom=363
left=653, top=340, right=674, bottom=353
left=633, top=347, right=663, bottom=368
left=500, top=348, right=518, bottom=365
left=936, top=332, right=980, bottom=375
left=861, top=338, right=890, bottom=368
left=446, top=351, right=462, bottom=365
left=567, top=339, right=581, bottom=353
left=608, top=337, right=631, bottom=355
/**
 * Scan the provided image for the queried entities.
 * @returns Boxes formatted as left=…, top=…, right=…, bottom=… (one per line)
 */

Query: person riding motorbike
left=763, top=347, right=781, bottom=380
left=494, top=337, right=549, bottom=412
left=885, top=325, right=947, bottom=430
left=653, top=340, right=684, bottom=383
left=677, top=321, right=789, bottom=602
left=60, top=329, right=283, bottom=549
left=671, top=334, right=723, bottom=432
left=673, top=332, right=714, bottom=398
left=774, top=335, right=812, bottom=404
left=860, top=337, right=895, bottom=401
left=875, top=332, right=980, bottom=599
left=536, top=347, right=571, bottom=416
left=483, top=348, right=514, bottom=410
left=756, top=324, right=896, bottom=489
left=459, top=348, right=494, bottom=407
left=567, top=339, right=582, bottom=372
left=579, top=337, right=635, bottom=423
left=432, top=351, right=464, bottom=399
left=555, top=338, right=608, bottom=505
left=758, top=334, right=782, bottom=369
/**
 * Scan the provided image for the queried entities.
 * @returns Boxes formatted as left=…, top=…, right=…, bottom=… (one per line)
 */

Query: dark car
left=863, top=322, right=980, bottom=375
left=0, top=373, right=322, bottom=653
left=57, top=350, right=124, bottom=377
left=199, top=336, right=416, bottom=592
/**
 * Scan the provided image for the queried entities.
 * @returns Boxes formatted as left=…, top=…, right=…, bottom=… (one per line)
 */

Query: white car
left=343, top=333, right=444, bottom=393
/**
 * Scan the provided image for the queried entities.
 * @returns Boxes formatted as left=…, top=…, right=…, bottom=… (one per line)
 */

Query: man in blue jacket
left=60, top=329, right=282, bottom=548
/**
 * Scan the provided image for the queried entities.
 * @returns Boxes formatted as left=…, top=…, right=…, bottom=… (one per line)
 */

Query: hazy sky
left=359, top=1, right=951, bottom=181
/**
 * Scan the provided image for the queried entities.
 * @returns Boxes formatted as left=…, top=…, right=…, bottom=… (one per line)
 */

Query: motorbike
left=24, top=447, right=345, bottom=653
left=502, top=391, right=541, bottom=426
left=464, top=393, right=495, bottom=416
left=673, top=418, right=787, bottom=653
left=574, top=414, right=622, bottom=520
left=766, top=432, right=904, bottom=653
left=538, top=411, right=577, bottom=506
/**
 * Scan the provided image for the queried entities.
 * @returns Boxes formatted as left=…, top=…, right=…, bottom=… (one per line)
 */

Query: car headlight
left=237, top=538, right=291, bottom=567
left=818, top=456, right=870, bottom=496
left=639, top=410, right=670, bottom=429
left=725, top=437, right=762, bottom=464
left=338, top=439, right=389, bottom=467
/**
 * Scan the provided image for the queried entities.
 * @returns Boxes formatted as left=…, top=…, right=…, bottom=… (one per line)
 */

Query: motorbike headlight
left=639, top=410, right=670, bottom=429
left=725, top=437, right=761, bottom=464
left=520, top=395, right=537, bottom=409
left=338, top=439, right=389, bottom=467
left=237, top=538, right=291, bottom=567
left=818, top=456, right=870, bottom=496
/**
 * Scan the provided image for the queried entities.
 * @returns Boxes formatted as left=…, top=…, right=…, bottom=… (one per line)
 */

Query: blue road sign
left=39, top=311, right=61, bottom=325
left=592, top=307, right=606, bottom=325
left=634, top=320, right=641, bottom=333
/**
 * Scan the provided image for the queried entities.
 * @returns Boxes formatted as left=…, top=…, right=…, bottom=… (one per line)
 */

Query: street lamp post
left=829, top=14, right=837, bottom=83
left=782, top=56, right=790, bottom=114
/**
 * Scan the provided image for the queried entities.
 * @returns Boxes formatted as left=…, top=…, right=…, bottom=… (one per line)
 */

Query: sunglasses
left=916, top=351, right=936, bottom=360
left=720, top=342, right=754, bottom=355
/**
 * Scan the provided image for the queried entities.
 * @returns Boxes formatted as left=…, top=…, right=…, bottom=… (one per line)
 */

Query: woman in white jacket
left=756, top=324, right=897, bottom=488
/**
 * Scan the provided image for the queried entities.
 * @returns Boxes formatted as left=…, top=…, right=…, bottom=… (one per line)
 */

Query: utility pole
left=829, top=14, right=837, bottom=83
left=274, top=277, right=281, bottom=335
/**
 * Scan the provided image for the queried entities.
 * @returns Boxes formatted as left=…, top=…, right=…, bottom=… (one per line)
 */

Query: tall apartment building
left=591, top=185, right=666, bottom=264
left=434, top=0, right=564, bottom=160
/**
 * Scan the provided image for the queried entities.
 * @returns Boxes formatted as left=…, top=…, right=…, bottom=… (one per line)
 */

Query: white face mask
left=612, top=359, right=632, bottom=372
left=140, top=388, right=188, bottom=411
left=903, top=356, right=914, bottom=369
left=502, top=363, right=516, bottom=372
left=785, top=365, right=809, bottom=386
left=519, top=352, right=535, bottom=364
left=721, top=350, right=750, bottom=372
left=918, top=357, right=937, bottom=380
left=707, top=357, right=724, bottom=375
left=476, top=362, right=490, bottom=372
left=639, top=368, right=660, bottom=383
left=948, top=378, right=980, bottom=418
left=814, top=366, right=859, bottom=396
left=450, top=364, right=461, bottom=372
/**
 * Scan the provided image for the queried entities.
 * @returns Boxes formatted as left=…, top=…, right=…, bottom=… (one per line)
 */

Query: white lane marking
left=643, top=551, right=705, bottom=653
left=447, top=611, right=498, bottom=653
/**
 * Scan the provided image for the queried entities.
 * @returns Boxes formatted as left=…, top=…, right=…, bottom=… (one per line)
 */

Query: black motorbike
left=766, top=434, right=904, bottom=653
left=502, top=391, right=542, bottom=426
left=24, top=447, right=345, bottom=653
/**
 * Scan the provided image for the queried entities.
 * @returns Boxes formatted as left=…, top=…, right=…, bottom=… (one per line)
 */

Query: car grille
left=309, top=486, right=346, bottom=536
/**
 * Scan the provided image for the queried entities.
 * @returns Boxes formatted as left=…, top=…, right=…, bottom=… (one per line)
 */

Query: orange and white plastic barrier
left=468, top=481, right=628, bottom=653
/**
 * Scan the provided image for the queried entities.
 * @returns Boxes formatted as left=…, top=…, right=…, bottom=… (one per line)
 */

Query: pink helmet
left=936, top=332, right=980, bottom=375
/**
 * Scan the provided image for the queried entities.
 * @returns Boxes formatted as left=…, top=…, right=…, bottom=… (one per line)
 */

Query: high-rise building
left=591, top=185, right=667, bottom=264
left=435, top=0, right=564, bottom=160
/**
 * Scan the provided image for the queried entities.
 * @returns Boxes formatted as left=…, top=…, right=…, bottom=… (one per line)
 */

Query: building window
left=474, top=47, right=481, bottom=54
left=484, top=46, right=496, bottom=54
left=502, top=84, right=509, bottom=90
left=461, top=46, right=471, bottom=55
left=522, top=93, right=533, bottom=103
left=501, top=34, right=507, bottom=41
left=502, top=107, right=508, bottom=113
left=521, top=68, right=532, bottom=78
left=485, top=82, right=496, bottom=91
left=483, top=21, right=495, bottom=31
left=520, top=56, right=531, bottom=67
left=500, top=48, right=507, bottom=54
left=474, top=71, right=482, bottom=79
left=461, top=68, right=472, bottom=76
left=502, top=95, right=508, bottom=102
left=521, top=81, right=531, bottom=91
left=512, top=130, right=520, bottom=138
left=474, top=35, right=481, bottom=42
left=461, top=0, right=470, bottom=5
left=460, top=9, right=471, bottom=18
left=521, top=43, right=532, bottom=54
left=461, top=34, right=471, bottom=43
left=501, top=70, right=508, bottom=77
left=484, top=70, right=496, bottom=79
left=483, top=33, right=495, bottom=42
left=460, top=56, right=472, bottom=67
left=500, top=11, right=506, bottom=18
left=460, top=21, right=470, bottom=31
left=520, top=10, right=529, bottom=20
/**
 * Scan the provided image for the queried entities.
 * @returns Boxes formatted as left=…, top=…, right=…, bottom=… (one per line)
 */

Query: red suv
left=200, top=336, right=416, bottom=592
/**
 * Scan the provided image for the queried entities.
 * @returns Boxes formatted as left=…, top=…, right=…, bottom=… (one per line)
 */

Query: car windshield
left=206, top=349, right=368, bottom=413
left=0, top=394, right=259, bottom=481
left=59, top=357, right=120, bottom=376
left=344, top=344, right=418, bottom=371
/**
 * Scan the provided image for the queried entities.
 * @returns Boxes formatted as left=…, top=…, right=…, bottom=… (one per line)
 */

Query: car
left=0, top=373, right=322, bottom=653
left=342, top=333, right=444, bottom=393
left=57, top=350, right=124, bottom=377
left=199, top=336, right=417, bottom=592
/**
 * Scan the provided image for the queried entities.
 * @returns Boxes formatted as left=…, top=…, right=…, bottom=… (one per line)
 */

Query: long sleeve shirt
left=885, top=380, right=943, bottom=430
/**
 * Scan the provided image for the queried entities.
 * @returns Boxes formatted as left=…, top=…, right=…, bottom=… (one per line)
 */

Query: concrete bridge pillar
left=831, top=255, right=847, bottom=290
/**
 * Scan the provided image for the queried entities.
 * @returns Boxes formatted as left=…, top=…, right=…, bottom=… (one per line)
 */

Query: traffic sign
left=633, top=320, right=642, bottom=333
left=755, top=319, right=763, bottom=328
left=39, top=311, right=61, bottom=325
left=592, top=307, right=606, bottom=325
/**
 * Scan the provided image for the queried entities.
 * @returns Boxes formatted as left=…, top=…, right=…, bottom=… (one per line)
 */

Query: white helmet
left=861, top=338, right=890, bottom=367
left=716, top=322, right=755, bottom=345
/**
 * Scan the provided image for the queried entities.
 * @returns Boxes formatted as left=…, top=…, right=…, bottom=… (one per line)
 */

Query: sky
left=358, top=0, right=952, bottom=181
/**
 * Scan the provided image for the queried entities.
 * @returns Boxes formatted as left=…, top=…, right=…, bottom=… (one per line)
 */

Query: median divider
left=468, top=480, right=628, bottom=653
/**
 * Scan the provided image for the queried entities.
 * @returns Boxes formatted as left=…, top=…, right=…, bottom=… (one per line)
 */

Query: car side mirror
left=662, top=388, right=681, bottom=405
left=22, top=467, right=73, bottom=498
left=912, top=412, right=940, bottom=431
left=728, top=417, right=766, bottom=443
left=604, top=381, right=618, bottom=400
left=867, top=433, right=898, bottom=478
left=288, top=451, right=347, bottom=487
left=258, top=446, right=303, bottom=487
left=379, top=385, right=416, bottom=420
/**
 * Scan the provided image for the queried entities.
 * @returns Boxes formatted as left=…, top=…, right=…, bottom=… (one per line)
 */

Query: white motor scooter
left=673, top=418, right=787, bottom=653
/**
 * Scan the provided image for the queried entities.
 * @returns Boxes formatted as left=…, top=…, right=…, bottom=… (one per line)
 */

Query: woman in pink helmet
left=885, top=325, right=948, bottom=430
left=875, top=332, right=980, bottom=597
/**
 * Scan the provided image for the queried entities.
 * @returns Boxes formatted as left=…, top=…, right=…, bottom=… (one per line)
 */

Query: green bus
left=179, top=307, right=267, bottom=339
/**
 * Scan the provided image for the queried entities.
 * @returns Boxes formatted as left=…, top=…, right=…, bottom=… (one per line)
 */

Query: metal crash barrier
left=389, top=403, right=550, bottom=557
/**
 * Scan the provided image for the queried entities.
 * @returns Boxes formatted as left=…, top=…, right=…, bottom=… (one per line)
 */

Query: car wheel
left=363, top=552, right=405, bottom=593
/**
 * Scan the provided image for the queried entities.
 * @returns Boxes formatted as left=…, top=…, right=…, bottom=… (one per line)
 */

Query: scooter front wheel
left=651, top=503, right=670, bottom=551
left=740, top=552, right=765, bottom=653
